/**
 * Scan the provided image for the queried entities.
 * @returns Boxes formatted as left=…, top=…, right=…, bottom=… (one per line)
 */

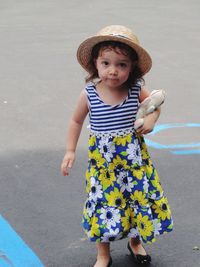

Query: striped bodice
left=85, top=81, right=141, bottom=133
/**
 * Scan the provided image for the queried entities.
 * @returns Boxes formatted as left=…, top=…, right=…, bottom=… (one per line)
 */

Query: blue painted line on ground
left=145, top=123, right=200, bottom=154
left=171, top=149, right=200, bottom=155
left=148, top=123, right=200, bottom=135
left=0, top=215, right=44, bottom=267
left=145, top=139, right=200, bottom=150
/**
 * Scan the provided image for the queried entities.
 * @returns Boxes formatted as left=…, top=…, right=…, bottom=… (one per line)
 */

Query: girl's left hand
left=136, top=114, right=155, bottom=135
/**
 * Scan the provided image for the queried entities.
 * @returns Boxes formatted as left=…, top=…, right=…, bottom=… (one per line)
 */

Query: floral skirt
left=82, top=129, right=173, bottom=243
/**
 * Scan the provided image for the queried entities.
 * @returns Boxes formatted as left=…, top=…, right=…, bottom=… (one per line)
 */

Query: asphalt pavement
left=0, top=1, right=200, bottom=266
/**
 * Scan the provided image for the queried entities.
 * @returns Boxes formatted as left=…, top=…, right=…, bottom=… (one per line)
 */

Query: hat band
left=108, top=33, right=133, bottom=42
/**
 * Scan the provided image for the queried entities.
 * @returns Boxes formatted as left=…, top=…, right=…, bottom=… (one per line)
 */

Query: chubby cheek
left=120, top=71, right=130, bottom=82
left=97, top=68, right=107, bottom=80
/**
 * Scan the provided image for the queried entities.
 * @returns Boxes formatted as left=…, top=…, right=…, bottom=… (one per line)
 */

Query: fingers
left=61, top=159, right=73, bottom=176
left=136, top=126, right=153, bottom=135
left=61, top=151, right=75, bottom=176
left=136, top=125, right=144, bottom=135
left=67, top=159, right=73, bottom=169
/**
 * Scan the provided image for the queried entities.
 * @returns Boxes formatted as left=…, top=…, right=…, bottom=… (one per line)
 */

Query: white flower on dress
left=128, top=227, right=140, bottom=239
left=133, top=205, right=140, bottom=214
left=147, top=207, right=152, bottom=215
left=117, top=171, right=134, bottom=193
left=85, top=200, right=96, bottom=217
left=98, top=137, right=116, bottom=162
left=126, top=140, right=142, bottom=165
left=100, top=207, right=120, bottom=229
left=153, top=219, right=162, bottom=235
left=143, top=175, right=149, bottom=193
left=89, top=177, right=103, bottom=202
left=150, top=193, right=157, bottom=200
left=101, top=228, right=122, bottom=242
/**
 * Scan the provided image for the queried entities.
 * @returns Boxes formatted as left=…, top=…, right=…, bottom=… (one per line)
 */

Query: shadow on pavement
left=0, top=149, right=199, bottom=266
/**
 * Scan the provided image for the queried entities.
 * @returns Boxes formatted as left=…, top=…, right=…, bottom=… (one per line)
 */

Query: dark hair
left=85, top=41, right=144, bottom=86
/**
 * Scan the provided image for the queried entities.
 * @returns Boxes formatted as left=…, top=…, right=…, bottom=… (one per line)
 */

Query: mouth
left=108, top=78, right=118, bottom=81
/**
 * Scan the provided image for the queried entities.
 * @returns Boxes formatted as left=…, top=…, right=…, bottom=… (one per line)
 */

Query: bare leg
left=130, top=237, right=147, bottom=256
left=94, top=242, right=111, bottom=267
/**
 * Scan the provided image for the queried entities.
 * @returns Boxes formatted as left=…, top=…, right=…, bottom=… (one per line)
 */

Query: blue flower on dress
left=89, top=177, right=103, bottom=202
left=126, top=140, right=142, bottom=165
left=98, top=137, right=116, bottom=162
left=100, top=207, right=120, bottom=229
left=117, top=170, right=135, bottom=193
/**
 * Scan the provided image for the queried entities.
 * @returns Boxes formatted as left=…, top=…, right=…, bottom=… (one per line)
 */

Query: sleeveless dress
left=82, top=80, right=173, bottom=244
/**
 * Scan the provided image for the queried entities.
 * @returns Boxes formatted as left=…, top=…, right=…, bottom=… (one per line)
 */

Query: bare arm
left=137, top=87, right=161, bottom=135
left=61, top=89, right=89, bottom=176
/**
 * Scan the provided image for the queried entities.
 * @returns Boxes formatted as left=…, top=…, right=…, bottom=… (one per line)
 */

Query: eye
left=101, top=61, right=109, bottom=66
left=119, top=63, right=127, bottom=68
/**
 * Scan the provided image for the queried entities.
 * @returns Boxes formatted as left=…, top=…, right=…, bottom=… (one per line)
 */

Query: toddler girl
left=61, top=25, right=173, bottom=267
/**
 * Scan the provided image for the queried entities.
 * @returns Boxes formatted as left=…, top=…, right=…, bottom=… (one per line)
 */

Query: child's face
left=95, top=47, right=133, bottom=88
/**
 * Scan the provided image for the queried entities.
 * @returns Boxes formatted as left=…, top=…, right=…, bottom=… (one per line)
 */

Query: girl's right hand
left=61, top=151, right=75, bottom=176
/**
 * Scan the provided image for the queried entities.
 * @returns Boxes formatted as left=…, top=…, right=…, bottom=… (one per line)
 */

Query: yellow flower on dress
left=141, top=144, right=149, bottom=159
left=99, top=169, right=116, bottom=189
left=132, top=167, right=144, bottom=180
left=136, top=213, right=154, bottom=240
left=114, top=134, right=132, bottom=146
left=121, top=208, right=135, bottom=231
left=137, top=135, right=149, bottom=160
left=85, top=170, right=91, bottom=193
left=90, top=215, right=100, bottom=237
left=150, top=169, right=163, bottom=194
left=108, top=155, right=128, bottom=171
left=105, top=188, right=126, bottom=208
left=152, top=197, right=171, bottom=221
left=89, top=135, right=96, bottom=147
left=88, top=149, right=106, bottom=168
left=131, top=190, right=148, bottom=207
left=144, top=162, right=154, bottom=179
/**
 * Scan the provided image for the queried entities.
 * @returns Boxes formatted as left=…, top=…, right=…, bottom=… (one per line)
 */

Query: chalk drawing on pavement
left=145, top=123, right=200, bottom=155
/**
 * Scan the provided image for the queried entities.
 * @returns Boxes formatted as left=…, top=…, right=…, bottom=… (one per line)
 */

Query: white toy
left=134, top=89, right=166, bottom=130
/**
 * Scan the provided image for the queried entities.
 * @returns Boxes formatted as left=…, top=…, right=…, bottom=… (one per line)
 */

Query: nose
left=109, top=66, right=117, bottom=75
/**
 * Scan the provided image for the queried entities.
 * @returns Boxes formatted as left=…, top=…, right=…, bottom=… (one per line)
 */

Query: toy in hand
left=134, top=89, right=166, bottom=130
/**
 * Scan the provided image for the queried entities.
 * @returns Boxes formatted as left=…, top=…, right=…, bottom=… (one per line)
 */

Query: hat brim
left=77, top=35, right=152, bottom=76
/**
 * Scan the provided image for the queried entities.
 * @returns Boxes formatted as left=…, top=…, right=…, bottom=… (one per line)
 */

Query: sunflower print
left=131, top=166, right=145, bottom=180
left=130, top=190, right=149, bottom=207
left=105, top=188, right=126, bottom=208
left=89, top=135, right=96, bottom=147
left=114, top=133, right=132, bottom=146
left=121, top=208, right=135, bottom=232
left=136, top=213, right=154, bottom=240
left=90, top=215, right=100, bottom=237
left=88, top=149, right=106, bottom=168
left=137, top=135, right=150, bottom=160
left=98, top=168, right=116, bottom=190
left=82, top=130, right=173, bottom=243
left=152, top=197, right=171, bottom=221
left=108, top=155, right=129, bottom=172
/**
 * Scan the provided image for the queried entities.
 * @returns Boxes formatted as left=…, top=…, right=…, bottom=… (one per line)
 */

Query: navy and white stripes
left=85, top=81, right=141, bottom=132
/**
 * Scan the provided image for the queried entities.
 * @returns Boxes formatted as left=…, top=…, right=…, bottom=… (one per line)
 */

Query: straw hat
left=77, top=25, right=152, bottom=76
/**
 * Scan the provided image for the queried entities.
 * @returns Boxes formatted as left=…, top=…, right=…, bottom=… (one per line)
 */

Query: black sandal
left=127, top=242, right=151, bottom=265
